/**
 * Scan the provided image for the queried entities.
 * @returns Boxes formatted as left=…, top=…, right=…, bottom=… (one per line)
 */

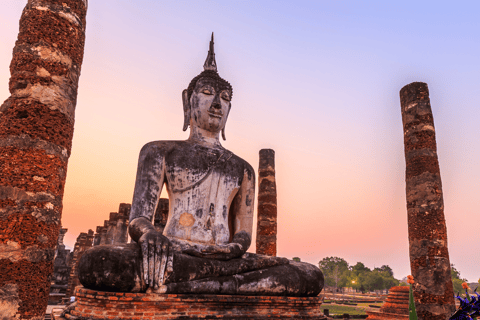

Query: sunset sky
left=1, top=1, right=480, bottom=282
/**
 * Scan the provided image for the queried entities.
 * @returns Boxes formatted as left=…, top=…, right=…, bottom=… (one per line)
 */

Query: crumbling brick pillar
left=400, top=82, right=455, bottom=319
left=0, top=1, right=87, bottom=319
left=256, top=149, right=277, bottom=256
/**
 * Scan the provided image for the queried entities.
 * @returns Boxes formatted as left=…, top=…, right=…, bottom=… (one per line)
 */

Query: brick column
left=399, top=82, right=455, bottom=319
left=0, top=1, right=87, bottom=319
left=256, top=149, right=277, bottom=256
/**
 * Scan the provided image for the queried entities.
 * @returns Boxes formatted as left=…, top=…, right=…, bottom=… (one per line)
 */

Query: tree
left=451, top=264, right=468, bottom=294
left=364, top=270, right=385, bottom=292
left=319, top=257, right=350, bottom=291
left=378, top=265, right=394, bottom=277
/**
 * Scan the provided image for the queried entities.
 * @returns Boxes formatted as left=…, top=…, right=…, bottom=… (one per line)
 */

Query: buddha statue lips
left=77, top=33, right=324, bottom=297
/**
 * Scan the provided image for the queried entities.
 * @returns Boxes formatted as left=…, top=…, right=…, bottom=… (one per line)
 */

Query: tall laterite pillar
left=0, top=1, right=87, bottom=318
left=256, top=149, right=277, bottom=256
left=400, top=82, right=455, bottom=319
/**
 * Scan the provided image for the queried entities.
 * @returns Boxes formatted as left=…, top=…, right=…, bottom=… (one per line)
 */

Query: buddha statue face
left=182, top=71, right=232, bottom=139
left=190, top=77, right=231, bottom=134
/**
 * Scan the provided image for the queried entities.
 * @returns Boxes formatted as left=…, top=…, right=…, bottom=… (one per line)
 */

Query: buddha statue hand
left=182, top=230, right=251, bottom=261
left=130, top=217, right=174, bottom=291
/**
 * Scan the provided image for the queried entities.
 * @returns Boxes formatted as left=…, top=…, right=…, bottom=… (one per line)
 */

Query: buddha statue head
left=182, top=33, right=233, bottom=140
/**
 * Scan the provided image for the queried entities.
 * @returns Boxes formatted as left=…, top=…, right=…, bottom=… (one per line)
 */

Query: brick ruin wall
left=0, top=1, right=87, bottom=319
left=65, top=230, right=94, bottom=298
left=68, top=287, right=325, bottom=320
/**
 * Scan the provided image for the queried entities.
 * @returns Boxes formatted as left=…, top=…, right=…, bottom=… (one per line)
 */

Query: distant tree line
left=318, top=257, right=399, bottom=293
left=319, top=258, right=478, bottom=295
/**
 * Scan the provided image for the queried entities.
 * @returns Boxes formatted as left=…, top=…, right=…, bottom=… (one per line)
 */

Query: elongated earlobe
left=182, top=89, right=190, bottom=131
left=221, top=104, right=231, bottom=140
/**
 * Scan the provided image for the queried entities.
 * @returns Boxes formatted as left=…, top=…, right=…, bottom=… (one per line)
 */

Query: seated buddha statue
left=78, top=34, right=324, bottom=297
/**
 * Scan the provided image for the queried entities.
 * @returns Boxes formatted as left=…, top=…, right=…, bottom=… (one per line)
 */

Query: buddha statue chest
left=162, top=145, right=243, bottom=245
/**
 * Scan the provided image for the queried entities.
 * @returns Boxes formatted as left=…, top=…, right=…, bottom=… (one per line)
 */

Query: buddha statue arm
left=128, top=142, right=172, bottom=291
left=230, top=165, right=255, bottom=251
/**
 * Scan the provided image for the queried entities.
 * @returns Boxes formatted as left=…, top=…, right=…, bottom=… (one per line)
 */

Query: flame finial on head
left=203, top=32, right=217, bottom=72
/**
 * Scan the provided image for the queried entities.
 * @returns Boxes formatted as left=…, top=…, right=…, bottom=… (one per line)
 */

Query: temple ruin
left=0, top=1, right=87, bottom=318
left=400, top=82, right=455, bottom=319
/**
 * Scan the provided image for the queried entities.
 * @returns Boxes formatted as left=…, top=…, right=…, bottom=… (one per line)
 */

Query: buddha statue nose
left=211, top=93, right=221, bottom=109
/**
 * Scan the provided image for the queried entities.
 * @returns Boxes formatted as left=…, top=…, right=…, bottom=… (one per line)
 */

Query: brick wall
left=69, top=287, right=325, bottom=319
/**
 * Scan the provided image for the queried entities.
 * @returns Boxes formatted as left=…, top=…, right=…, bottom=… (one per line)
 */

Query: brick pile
left=366, top=286, right=409, bottom=319
left=0, top=1, right=87, bottom=318
left=256, top=149, right=277, bottom=256
left=399, top=82, right=455, bottom=319
left=62, top=287, right=325, bottom=319
left=93, top=203, right=131, bottom=246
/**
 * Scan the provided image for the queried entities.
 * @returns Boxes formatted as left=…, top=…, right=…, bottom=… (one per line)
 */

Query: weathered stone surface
left=256, top=149, right=277, bottom=256
left=0, top=1, right=87, bottom=318
left=79, top=244, right=322, bottom=296
left=49, top=228, right=71, bottom=304
left=65, top=287, right=326, bottom=319
left=399, top=82, right=455, bottom=319
left=65, top=230, right=94, bottom=297
left=154, top=198, right=169, bottom=234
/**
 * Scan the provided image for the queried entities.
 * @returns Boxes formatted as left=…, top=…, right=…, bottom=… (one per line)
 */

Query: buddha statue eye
left=202, top=87, right=214, bottom=95
left=221, top=91, right=231, bottom=101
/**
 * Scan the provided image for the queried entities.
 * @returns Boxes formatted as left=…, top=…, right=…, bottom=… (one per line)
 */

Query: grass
left=321, top=302, right=384, bottom=316
left=321, top=304, right=366, bottom=316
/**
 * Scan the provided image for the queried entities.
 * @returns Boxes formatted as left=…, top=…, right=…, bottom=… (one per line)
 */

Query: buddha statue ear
left=221, top=104, right=231, bottom=140
left=182, top=89, right=190, bottom=131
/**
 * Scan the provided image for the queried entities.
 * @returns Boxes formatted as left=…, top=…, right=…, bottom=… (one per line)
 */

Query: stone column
left=399, top=82, right=455, bottom=319
left=0, top=1, right=87, bottom=319
left=256, top=149, right=277, bottom=256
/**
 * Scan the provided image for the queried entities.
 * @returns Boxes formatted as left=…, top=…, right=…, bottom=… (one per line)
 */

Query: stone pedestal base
left=65, top=287, right=325, bottom=319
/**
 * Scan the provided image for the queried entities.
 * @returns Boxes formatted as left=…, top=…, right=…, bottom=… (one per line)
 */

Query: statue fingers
left=166, top=249, right=174, bottom=274
left=158, top=243, right=168, bottom=285
left=141, top=241, right=149, bottom=286
left=154, top=244, right=162, bottom=290
left=148, top=240, right=155, bottom=288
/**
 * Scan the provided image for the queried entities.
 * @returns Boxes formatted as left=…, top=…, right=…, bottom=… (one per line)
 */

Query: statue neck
left=188, top=126, right=222, bottom=148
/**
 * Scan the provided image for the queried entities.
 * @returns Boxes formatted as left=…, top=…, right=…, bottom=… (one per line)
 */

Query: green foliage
left=318, top=257, right=350, bottom=289
left=318, top=257, right=399, bottom=292
left=451, top=264, right=469, bottom=295
left=409, top=284, right=418, bottom=320
left=292, top=257, right=301, bottom=262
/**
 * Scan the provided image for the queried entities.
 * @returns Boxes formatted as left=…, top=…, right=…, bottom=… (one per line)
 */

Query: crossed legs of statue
left=78, top=244, right=324, bottom=297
